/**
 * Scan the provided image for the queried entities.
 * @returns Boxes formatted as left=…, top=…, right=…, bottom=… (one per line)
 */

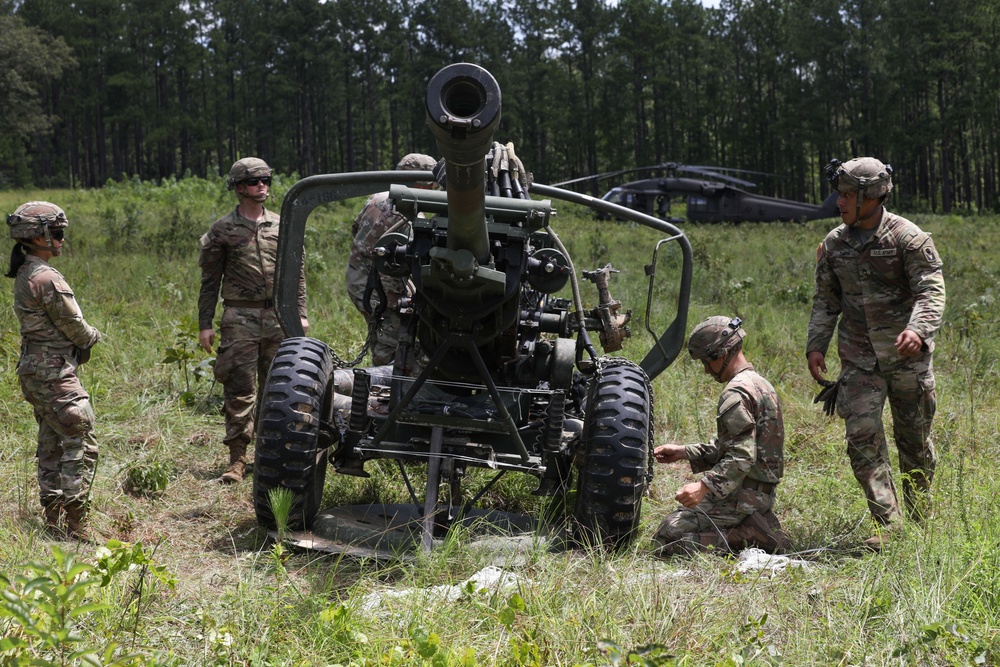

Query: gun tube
left=425, top=63, right=502, bottom=264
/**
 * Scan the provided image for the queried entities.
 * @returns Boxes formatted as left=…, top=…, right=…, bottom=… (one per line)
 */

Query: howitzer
left=254, top=63, right=693, bottom=554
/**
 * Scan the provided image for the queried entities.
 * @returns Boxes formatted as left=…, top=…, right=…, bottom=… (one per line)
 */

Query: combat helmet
left=687, top=316, right=746, bottom=362
left=227, top=157, right=272, bottom=190
left=396, top=153, right=437, bottom=171
left=827, top=157, right=893, bottom=200
left=7, top=201, right=69, bottom=241
left=396, top=153, right=437, bottom=187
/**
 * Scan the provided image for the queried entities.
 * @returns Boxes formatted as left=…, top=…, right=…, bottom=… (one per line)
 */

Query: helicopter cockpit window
left=601, top=188, right=624, bottom=204
left=689, top=196, right=709, bottom=211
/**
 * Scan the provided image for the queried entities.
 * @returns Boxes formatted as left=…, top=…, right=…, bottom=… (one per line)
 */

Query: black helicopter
left=553, top=162, right=839, bottom=224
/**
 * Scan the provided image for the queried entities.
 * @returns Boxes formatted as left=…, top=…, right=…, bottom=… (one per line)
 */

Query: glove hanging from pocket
left=813, top=379, right=840, bottom=417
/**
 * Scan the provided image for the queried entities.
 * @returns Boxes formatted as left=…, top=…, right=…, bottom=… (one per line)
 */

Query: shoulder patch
left=922, top=245, right=938, bottom=264
left=816, top=243, right=823, bottom=263
left=719, top=392, right=742, bottom=415
left=51, top=278, right=74, bottom=295
left=718, top=391, right=755, bottom=436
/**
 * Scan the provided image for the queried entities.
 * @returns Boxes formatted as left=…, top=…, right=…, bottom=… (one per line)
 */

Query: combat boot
left=863, top=533, right=890, bottom=551
left=64, top=501, right=92, bottom=542
left=43, top=501, right=63, bottom=538
left=862, top=521, right=900, bottom=552
left=218, top=444, right=248, bottom=484
left=726, top=510, right=791, bottom=554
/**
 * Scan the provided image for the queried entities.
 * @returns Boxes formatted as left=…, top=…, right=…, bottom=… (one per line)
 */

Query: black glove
left=74, top=346, right=92, bottom=365
left=813, top=379, right=839, bottom=417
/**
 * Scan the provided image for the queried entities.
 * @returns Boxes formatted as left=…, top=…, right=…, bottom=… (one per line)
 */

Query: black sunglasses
left=244, top=177, right=271, bottom=187
left=50, top=229, right=65, bottom=241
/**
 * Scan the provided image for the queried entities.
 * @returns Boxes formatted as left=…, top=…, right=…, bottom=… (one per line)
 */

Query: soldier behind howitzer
left=652, top=317, right=791, bottom=557
left=346, top=153, right=438, bottom=369
left=6, top=201, right=102, bottom=541
left=808, top=157, right=945, bottom=550
left=198, top=157, right=308, bottom=484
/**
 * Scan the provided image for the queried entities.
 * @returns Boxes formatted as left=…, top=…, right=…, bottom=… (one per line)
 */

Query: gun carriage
left=253, top=63, right=693, bottom=553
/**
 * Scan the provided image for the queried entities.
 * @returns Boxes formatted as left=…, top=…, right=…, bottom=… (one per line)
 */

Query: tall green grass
left=1, top=181, right=998, bottom=665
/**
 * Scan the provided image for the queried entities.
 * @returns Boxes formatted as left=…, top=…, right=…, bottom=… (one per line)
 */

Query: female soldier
left=6, top=201, right=102, bottom=540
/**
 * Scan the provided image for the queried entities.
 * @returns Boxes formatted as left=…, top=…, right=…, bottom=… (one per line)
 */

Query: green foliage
left=318, top=603, right=369, bottom=646
left=892, top=622, right=993, bottom=665
left=715, top=614, right=782, bottom=667
left=93, top=540, right=177, bottom=591
left=158, top=317, right=214, bottom=404
left=0, top=14, right=75, bottom=188
left=15, top=0, right=1000, bottom=223
left=122, top=459, right=174, bottom=498
left=595, top=641, right=677, bottom=667
left=4, top=183, right=1000, bottom=665
left=267, top=487, right=295, bottom=541
left=0, top=544, right=173, bottom=666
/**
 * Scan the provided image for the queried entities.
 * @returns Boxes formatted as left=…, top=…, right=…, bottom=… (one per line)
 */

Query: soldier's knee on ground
left=652, top=532, right=726, bottom=558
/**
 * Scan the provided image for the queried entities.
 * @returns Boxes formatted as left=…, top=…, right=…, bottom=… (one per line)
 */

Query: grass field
left=1, top=180, right=999, bottom=666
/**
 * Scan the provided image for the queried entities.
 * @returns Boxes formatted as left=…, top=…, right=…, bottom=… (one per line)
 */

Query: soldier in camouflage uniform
left=199, top=158, right=308, bottom=484
left=652, top=317, right=790, bottom=557
left=6, top=201, right=102, bottom=540
left=808, top=157, right=945, bottom=549
left=346, top=153, right=437, bottom=367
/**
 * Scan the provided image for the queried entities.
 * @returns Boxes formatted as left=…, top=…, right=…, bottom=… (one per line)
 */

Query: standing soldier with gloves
left=6, top=202, right=102, bottom=540
left=808, top=157, right=945, bottom=550
left=652, top=316, right=789, bottom=557
left=199, top=158, right=308, bottom=484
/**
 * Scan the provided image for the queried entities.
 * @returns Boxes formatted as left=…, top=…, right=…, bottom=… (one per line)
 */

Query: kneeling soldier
left=652, top=316, right=791, bottom=556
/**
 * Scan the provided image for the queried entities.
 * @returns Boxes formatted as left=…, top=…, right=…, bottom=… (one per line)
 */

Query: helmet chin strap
left=43, top=226, right=62, bottom=256
left=710, top=348, right=737, bottom=382
left=850, top=177, right=886, bottom=227
left=23, top=226, right=60, bottom=256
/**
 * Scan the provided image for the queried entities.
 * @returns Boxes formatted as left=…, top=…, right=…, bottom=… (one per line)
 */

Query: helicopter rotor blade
left=674, top=165, right=758, bottom=188
left=551, top=162, right=776, bottom=190
left=551, top=165, right=664, bottom=188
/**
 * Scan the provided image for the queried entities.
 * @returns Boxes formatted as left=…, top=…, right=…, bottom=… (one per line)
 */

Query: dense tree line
left=2, top=0, right=999, bottom=213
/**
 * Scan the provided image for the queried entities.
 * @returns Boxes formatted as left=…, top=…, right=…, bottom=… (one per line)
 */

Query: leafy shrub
left=122, top=459, right=175, bottom=498
left=0, top=543, right=175, bottom=666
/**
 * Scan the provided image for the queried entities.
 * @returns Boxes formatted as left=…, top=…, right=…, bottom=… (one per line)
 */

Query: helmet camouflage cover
left=227, top=157, right=272, bottom=190
left=396, top=153, right=437, bottom=186
left=687, top=316, right=746, bottom=361
left=395, top=153, right=437, bottom=171
left=830, top=157, right=893, bottom=199
left=7, top=201, right=68, bottom=240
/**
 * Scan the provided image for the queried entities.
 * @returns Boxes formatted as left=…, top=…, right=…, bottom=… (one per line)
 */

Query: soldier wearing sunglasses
left=198, top=157, right=308, bottom=484
left=6, top=201, right=102, bottom=540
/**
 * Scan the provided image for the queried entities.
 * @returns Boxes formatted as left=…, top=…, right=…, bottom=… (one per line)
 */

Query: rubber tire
left=253, top=337, right=333, bottom=530
left=572, top=359, right=652, bottom=550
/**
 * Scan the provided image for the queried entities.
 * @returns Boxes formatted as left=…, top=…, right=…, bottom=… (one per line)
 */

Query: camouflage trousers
left=652, top=487, right=773, bottom=552
left=213, top=307, right=284, bottom=453
left=17, top=354, right=98, bottom=507
left=837, top=358, right=937, bottom=524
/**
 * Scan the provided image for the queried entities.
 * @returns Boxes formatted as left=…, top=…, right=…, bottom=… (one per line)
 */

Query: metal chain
left=329, top=319, right=378, bottom=369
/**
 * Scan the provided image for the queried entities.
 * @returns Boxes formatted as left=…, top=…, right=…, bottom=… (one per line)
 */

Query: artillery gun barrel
left=425, top=63, right=502, bottom=264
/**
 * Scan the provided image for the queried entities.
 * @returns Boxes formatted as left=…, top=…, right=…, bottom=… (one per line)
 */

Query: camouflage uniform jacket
left=807, top=210, right=945, bottom=371
left=346, top=192, right=409, bottom=315
left=685, top=364, right=784, bottom=500
left=14, top=255, right=101, bottom=355
left=198, top=207, right=306, bottom=330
